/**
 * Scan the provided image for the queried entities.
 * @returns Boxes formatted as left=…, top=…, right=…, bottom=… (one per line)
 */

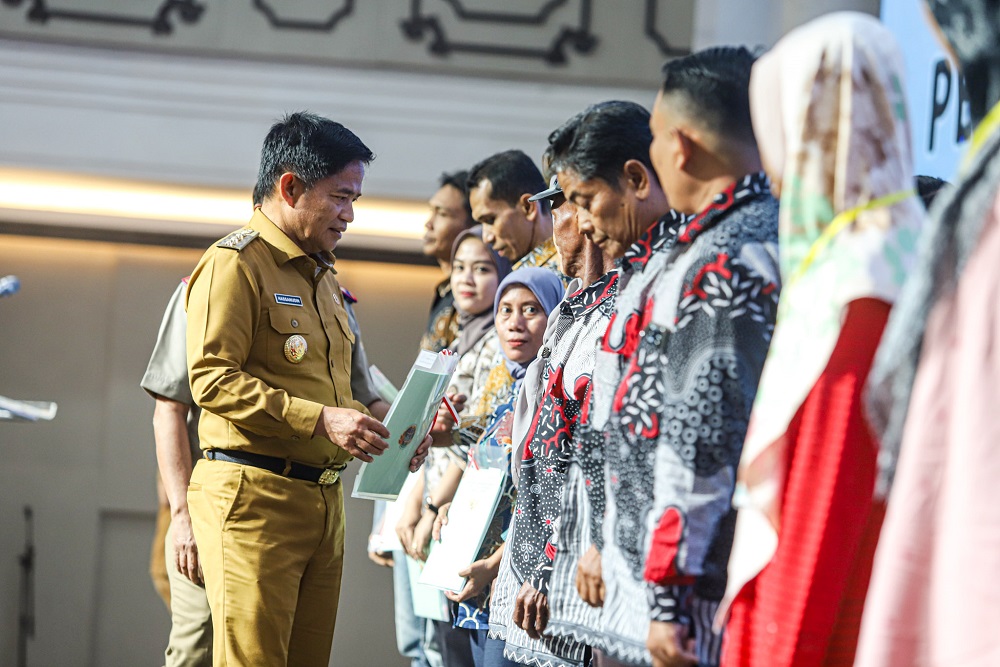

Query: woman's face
left=495, top=285, right=548, bottom=364
left=450, top=237, right=499, bottom=315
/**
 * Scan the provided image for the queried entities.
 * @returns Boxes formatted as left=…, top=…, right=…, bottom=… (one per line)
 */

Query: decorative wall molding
left=251, top=0, right=355, bottom=32
left=1, top=0, right=204, bottom=35
left=644, top=0, right=691, bottom=56
left=0, top=38, right=650, bottom=200
left=401, top=0, right=597, bottom=65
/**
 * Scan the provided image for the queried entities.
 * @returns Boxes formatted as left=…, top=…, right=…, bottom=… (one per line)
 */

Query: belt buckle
left=318, top=468, right=341, bottom=485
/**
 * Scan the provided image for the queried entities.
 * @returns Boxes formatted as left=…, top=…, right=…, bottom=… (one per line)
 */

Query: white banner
left=882, top=0, right=969, bottom=180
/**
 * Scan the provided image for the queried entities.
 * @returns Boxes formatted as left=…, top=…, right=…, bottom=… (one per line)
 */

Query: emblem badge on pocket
left=399, top=425, right=417, bottom=447
left=284, top=335, right=308, bottom=363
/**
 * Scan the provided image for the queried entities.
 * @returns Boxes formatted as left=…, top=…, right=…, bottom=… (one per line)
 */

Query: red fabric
left=644, top=507, right=686, bottom=583
left=722, top=298, right=890, bottom=667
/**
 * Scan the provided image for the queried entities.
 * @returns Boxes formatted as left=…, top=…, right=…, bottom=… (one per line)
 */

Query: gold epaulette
left=216, top=228, right=259, bottom=251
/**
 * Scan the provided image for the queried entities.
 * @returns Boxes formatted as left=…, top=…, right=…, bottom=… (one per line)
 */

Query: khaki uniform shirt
left=186, top=210, right=365, bottom=468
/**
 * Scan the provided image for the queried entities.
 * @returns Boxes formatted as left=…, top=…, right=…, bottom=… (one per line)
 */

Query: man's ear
left=520, top=192, right=537, bottom=221
left=277, top=172, right=301, bottom=207
left=623, top=159, right=653, bottom=199
left=675, top=128, right=694, bottom=172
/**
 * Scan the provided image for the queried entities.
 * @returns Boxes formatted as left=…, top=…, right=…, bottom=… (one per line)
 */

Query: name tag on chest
left=274, top=293, right=303, bottom=307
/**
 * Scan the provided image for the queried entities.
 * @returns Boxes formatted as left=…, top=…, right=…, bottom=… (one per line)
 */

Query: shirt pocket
left=266, top=307, right=317, bottom=375
left=327, top=302, right=355, bottom=376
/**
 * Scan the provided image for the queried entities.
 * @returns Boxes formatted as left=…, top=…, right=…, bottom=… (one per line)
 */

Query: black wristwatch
left=425, top=500, right=439, bottom=515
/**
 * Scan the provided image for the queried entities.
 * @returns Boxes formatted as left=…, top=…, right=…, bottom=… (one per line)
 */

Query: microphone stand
left=17, top=506, right=34, bottom=667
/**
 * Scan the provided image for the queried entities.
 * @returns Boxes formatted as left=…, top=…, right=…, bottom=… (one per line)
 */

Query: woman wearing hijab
left=397, top=226, right=512, bottom=667
left=430, top=268, right=565, bottom=667
left=857, top=3, right=1000, bottom=665
left=720, top=13, right=925, bottom=667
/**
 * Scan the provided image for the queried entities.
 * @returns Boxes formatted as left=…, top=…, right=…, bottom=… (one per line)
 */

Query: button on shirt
left=186, top=210, right=367, bottom=468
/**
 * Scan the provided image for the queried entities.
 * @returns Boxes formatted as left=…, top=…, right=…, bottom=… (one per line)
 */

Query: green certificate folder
left=352, top=350, right=458, bottom=501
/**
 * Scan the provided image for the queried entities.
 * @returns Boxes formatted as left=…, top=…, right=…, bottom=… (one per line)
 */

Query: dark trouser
left=469, top=628, right=518, bottom=667
left=433, top=620, right=475, bottom=667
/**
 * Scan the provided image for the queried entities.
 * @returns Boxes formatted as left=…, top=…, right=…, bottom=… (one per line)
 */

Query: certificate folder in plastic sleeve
left=353, top=350, right=459, bottom=501
left=418, top=466, right=506, bottom=593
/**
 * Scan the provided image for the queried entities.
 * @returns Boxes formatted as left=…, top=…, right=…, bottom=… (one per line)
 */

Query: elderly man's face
left=558, top=168, right=639, bottom=260
left=551, top=196, right=587, bottom=279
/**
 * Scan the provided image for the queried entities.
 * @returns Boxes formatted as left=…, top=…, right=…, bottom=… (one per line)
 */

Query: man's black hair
left=254, top=111, right=374, bottom=203
left=546, top=100, right=655, bottom=189
left=439, top=169, right=473, bottom=223
left=466, top=150, right=546, bottom=208
left=660, top=46, right=758, bottom=145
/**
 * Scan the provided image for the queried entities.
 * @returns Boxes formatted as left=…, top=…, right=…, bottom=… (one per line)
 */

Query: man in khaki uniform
left=186, top=112, right=429, bottom=666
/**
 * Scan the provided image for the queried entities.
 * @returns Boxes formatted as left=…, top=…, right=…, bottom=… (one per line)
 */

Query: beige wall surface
left=0, top=0, right=694, bottom=88
left=0, top=234, right=441, bottom=666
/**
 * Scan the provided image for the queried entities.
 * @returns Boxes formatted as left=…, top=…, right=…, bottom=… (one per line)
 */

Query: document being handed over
left=352, top=349, right=459, bottom=501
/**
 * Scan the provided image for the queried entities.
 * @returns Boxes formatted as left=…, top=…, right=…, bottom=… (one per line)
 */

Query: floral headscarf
left=726, top=12, right=927, bottom=601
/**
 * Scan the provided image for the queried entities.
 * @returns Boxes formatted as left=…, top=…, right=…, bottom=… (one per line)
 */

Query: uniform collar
left=250, top=209, right=337, bottom=273
left=561, top=270, right=619, bottom=319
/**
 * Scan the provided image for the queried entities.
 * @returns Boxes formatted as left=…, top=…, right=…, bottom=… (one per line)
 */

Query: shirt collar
left=676, top=171, right=771, bottom=244
left=513, top=237, right=558, bottom=272
left=561, top=269, right=619, bottom=319
left=621, top=210, right=686, bottom=272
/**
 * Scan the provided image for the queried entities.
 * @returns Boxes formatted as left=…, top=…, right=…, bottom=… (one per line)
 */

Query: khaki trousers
left=163, top=520, right=213, bottom=667
left=188, top=459, right=346, bottom=667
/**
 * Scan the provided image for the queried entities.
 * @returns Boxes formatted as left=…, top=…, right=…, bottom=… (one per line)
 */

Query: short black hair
left=254, top=111, right=374, bottom=204
left=546, top=100, right=655, bottom=189
left=466, top=150, right=546, bottom=208
left=439, top=170, right=473, bottom=222
left=915, top=174, right=949, bottom=210
left=660, top=46, right=757, bottom=145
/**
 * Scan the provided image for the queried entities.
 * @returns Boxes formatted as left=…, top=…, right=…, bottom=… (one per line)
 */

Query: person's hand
left=444, top=555, right=501, bottom=603
left=429, top=392, right=467, bottom=447
left=367, top=550, right=395, bottom=568
left=408, top=511, right=436, bottom=561
left=647, top=621, right=697, bottom=667
left=575, top=545, right=604, bottom=607
left=313, top=407, right=389, bottom=462
left=512, top=581, right=550, bottom=639
left=408, top=434, right=432, bottom=472
left=432, top=502, right=451, bottom=541
left=171, top=508, right=203, bottom=586
left=446, top=391, right=467, bottom=414
left=395, top=495, right=422, bottom=552
left=429, top=406, right=456, bottom=446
